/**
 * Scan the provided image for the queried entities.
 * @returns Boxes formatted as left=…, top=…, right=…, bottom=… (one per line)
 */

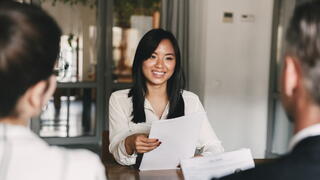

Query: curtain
left=161, top=0, right=190, bottom=89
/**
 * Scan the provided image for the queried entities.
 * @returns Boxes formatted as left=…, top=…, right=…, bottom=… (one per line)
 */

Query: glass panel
left=112, top=0, right=161, bottom=83
left=41, top=1, right=97, bottom=82
left=269, top=0, right=296, bottom=157
left=271, top=100, right=293, bottom=155
left=40, top=88, right=96, bottom=137
left=274, top=0, right=296, bottom=92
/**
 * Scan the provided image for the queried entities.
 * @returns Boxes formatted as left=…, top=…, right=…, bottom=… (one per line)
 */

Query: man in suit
left=219, top=1, right=320, bottom=180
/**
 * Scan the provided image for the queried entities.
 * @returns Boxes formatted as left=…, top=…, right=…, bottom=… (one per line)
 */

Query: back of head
left=286, top=0, right=320, bottom=105
left=0, top=1, right=61, bottom=118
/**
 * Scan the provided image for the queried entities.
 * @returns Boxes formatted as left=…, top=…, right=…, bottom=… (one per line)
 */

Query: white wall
left=189, top=0, right=274, bottom=158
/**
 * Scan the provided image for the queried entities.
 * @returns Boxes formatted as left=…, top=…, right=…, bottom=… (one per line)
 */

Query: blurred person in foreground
left=220, top=1, right=320, bottom=180
left=0, top=1, right=106, bottom=180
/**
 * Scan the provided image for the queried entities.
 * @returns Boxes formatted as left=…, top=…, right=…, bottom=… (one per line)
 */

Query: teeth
left=153, top=71, right=165, bottom=75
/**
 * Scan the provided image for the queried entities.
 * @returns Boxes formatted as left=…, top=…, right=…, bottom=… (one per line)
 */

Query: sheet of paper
left=181, top=148, right=255, bottom=180
left=139, top=112, right=206, bottom=171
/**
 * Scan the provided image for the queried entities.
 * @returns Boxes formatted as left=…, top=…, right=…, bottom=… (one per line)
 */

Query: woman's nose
left=155, top=58, right=164, bottom=68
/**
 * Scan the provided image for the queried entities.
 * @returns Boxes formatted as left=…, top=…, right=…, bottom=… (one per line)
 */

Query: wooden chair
left=101, top=130, right=115, bottom=163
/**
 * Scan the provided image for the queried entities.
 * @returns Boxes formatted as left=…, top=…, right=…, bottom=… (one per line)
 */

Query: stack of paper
left=139, top=112, right=206, bottom=170
left=181, top=148, right=255, bottom=180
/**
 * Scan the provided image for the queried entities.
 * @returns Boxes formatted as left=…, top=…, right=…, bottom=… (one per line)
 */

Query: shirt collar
left=144, top=99, right=153, bottom=111
left=160, top=104, right=169, bottom=119
left=289, top=123, right=320, bottom=151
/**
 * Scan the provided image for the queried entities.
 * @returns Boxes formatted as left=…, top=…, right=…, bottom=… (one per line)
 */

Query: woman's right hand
left=124, top=133, right=161, bottom=155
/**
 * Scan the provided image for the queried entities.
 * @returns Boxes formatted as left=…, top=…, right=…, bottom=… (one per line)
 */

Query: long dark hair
left=129, top=29, right=185, bottom=123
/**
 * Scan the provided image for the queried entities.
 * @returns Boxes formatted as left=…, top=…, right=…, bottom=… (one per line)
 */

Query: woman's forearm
left=124, top=135, right=135, bottom=155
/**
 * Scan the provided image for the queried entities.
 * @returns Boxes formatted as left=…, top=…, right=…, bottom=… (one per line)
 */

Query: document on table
left=181, top=148, right=255, bottom=180
left=139, top=112, right=205, bottom=171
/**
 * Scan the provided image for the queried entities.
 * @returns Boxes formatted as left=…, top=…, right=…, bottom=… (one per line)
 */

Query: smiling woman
left=108, top=29, right=224, bottom=167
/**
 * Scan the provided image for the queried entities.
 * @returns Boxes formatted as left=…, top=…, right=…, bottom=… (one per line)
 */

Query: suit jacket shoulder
left=219, top=135, right=320, bottom=180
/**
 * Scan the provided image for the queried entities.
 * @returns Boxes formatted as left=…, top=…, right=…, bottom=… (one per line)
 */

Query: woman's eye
left=151, top=55, right=156, bottom=59
left=166, top=56, right=174, bottom=60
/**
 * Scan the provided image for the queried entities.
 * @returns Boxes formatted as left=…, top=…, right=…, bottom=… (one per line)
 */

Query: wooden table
left=104, top=161, right=184, bottom=180
left=104, top=159, right=272, bottom=180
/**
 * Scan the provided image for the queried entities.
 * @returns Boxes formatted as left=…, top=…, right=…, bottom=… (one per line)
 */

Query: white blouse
left=108, top=89, right=224, bottom=165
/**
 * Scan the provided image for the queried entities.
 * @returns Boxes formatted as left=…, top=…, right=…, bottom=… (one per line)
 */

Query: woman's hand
left=124, top=133, right=161, bottom=155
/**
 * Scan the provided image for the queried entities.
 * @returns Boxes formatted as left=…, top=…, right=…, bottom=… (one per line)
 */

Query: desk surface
left=105, top=161, right=184, bottom=180
left=104, top=159, right=271, bottom=180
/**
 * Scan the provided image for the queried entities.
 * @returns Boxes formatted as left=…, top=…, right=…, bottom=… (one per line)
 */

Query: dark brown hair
left=0, top=1, right=61, bottom=117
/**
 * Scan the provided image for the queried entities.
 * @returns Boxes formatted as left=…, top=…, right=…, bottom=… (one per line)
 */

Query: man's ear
left=283, top=56, right=301, bottom=97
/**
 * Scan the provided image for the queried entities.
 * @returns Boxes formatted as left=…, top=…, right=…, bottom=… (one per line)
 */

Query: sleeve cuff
left=117, top=140, right=137, bottom=165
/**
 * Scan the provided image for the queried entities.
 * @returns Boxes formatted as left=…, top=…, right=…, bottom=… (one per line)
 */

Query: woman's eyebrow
left=165, top=53, right=175, bottom=56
